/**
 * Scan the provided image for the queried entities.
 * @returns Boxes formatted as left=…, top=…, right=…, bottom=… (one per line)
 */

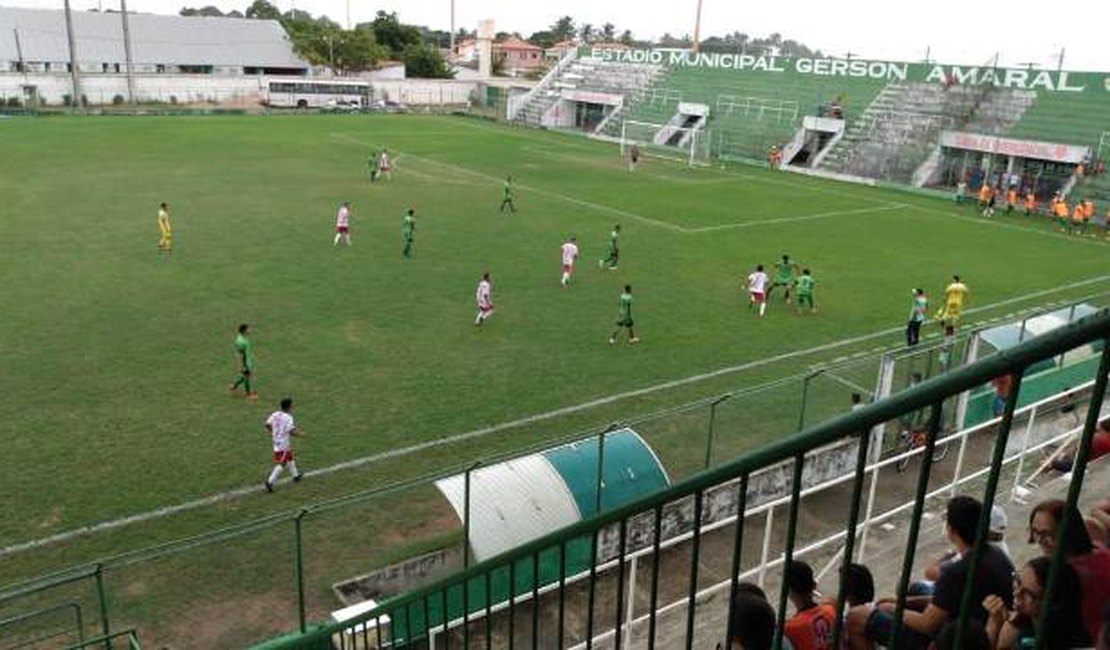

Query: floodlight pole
left=63, top=0, right=82, bottom=107
left=120, top=0, right=136, bottom=104
left=692, top=0, right=703, bottom=52
left=450, top=0, right=456, bottom=52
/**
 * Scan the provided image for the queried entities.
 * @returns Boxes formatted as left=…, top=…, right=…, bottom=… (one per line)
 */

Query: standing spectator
left=907, top=288, right=928, bottom=347
left=1027, top=499, right=1110, bottom=641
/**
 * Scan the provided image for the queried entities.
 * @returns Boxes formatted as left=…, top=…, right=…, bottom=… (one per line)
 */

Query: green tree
left=600, top=22, right=615, bottom=41
left=528, top=30, right=557, bottom=49
left=179, top=5, right=224, bottom=16
left=333, top=29, right=388, bottom=74
left=370, top=11, right=422, bottom=56
left=402, top=43, right=454, bottom=79
left=550, top=16, right=575, bottom=42
left=244, top=0, right=280, bottom=20
left=619, top=29, right=635, bottom=46
left=578, top=23, right=593, bottom=43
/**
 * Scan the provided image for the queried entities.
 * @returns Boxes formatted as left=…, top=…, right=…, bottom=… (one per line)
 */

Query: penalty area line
left=3, top=274, right=1109, bottom=560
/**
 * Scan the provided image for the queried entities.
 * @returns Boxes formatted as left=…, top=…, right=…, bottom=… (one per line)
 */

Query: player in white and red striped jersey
left=746, top=264, right=769, bottom=317
left=560, top=237, right=579, bottom=287
left=333, top=202, right=352, bottom=246
left=475, top=272, right=494, bottom=326
left=264, top=397, right=304, bottom=492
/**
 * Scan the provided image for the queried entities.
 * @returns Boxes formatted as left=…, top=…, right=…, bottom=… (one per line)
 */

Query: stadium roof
left=0, top=6, right=308, bottom=69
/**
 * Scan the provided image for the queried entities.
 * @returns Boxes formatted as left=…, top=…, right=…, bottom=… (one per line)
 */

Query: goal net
left=620, top=119, right=711, bottom=167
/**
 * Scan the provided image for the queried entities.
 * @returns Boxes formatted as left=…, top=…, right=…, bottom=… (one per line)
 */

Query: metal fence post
left=954, top=371, right=1025, bottom=648
left=464, top=461, right=481, bottom=570
left=706, top=394, right=732, bottom=469
left=93, top=563, right=110, bottom=650
left=831, top=423, right=873, bottom=650
left=1038, top=339, right=1110, bottom=650
left=1011, top=402, right=1039, bottom=501
left=294, top=508, right=310, bottom=633
left=797, top=369, right=824, bottom=432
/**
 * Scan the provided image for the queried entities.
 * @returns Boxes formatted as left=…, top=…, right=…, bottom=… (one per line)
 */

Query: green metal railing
left=253, top=308, right=1110, bottom=649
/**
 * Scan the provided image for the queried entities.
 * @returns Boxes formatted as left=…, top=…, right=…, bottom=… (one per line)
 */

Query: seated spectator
left=726, top=588, right=778, bottom=650
left=1027, top=498, right=1110, bottom=641
left=784, top=560, right=837, bottom=650
left=934, top=619, right=990, bottom=650
left=910, top=505, right=1010, bottom=596
left=1049, top=418, right=1110, bottom=472
left=838, top=563, right=877, bottom=650
left=851, top=496, right=1013, bottom=650
left=982, top=556, right=1089, bottom=650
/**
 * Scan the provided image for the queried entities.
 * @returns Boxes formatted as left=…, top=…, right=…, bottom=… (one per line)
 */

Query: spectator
left=982, top=556, right=1089, bottom=650
left=852, top=496, right=1013, bottom=649
left=911, top=505, right=1009, bottom=596
left=1049, top=418, right=1110, bottom=472
left=934, top=619, right=990, bottom=650
left=726, top=591, right=778, bottom=650
left=1027, top=498, right=1110, bottom=641
left=784, top=560, right=837, bottom=650
left=839, top=563, right=877, bottom=650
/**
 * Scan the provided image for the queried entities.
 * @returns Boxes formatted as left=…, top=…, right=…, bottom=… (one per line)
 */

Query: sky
left=5, top=0, right=1108, bottom=70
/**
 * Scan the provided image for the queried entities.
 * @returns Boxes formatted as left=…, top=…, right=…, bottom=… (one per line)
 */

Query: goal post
left=620, top=119, right=711, bottom=167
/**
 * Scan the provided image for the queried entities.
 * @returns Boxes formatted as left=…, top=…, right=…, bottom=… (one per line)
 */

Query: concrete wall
left=0, top=73, right=480, bottom=106
left=0, top=72, right=266, bottom=105
left=333, top=546, right=464, bottom=605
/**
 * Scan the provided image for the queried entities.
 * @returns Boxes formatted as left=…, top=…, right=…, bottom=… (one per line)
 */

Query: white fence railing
left=506, top=48, right=578, bottom=122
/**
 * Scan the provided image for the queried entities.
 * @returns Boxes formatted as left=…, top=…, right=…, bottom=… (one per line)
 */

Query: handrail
left=277, top=309, right=1110, bottom=643
left=506, top=48, right=578, bottom=121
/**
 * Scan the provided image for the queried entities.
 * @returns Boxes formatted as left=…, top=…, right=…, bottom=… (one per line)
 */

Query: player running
left=157, top=202, right=172, bottom=253
left=767, top=254, right=800, bottom=303
left=333, top=202, right=352, bottom=246
left=560, top=236, right=579, bottom=287
left=263, top=397, right=304, bottom=492
left=367, top=150, right=379, bottom=182
left=936, top=275, right=969, bottom=338
left=599, top=225, right=621, bottom=270
left=377, top=149, right=392, bottom=180
left=609, top=284, right=639, bottom=345
left=475, top=272, right=494, bottom=326
left=746, top=264, right=769, bottom=317
left=906, top=288, right=928, bottom=346
left=229, top=323, right=258, bottom=400
left=499, top=175, right=517, bottom=213
left=793, top=269, right=817, bottom=314
left=402, top=208, right=416, bottom=258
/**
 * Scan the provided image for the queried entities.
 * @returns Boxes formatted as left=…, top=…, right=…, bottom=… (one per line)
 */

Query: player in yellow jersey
left=936, top=275, right=969, bottom=338
left=157, top=202, right=172, bottom=253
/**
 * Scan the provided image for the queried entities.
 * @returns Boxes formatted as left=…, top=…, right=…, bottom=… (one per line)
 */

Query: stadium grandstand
left=0, top=6, right=307, bottom=104
left=512, top=47, right=1110, bottom=209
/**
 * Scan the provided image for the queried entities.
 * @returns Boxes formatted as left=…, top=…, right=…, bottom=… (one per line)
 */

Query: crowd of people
left=723, top=493, right=1110, bottom=650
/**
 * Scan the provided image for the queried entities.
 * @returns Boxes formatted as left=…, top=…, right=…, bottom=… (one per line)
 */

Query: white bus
left=266, top=79, right=371, bottom=109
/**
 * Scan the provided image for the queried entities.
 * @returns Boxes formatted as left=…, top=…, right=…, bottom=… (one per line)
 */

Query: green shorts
left=615, top=317, right=634, bottom=328
left=797, top=293, right=814, bottom=307
left=773, top=279, right=791, bottom=287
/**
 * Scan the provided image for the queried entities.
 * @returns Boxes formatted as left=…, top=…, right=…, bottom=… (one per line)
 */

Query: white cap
left=989, top=505, right=1007, bottom=536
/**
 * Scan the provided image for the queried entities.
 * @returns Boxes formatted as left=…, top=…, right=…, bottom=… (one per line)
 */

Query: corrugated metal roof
left=0, top=7, right=307, bottom=68
left=435, top=454, right=580, bottom=563
left=542, top=428, right=670, bottom=518
left=434, top=428, right=670, bottom=563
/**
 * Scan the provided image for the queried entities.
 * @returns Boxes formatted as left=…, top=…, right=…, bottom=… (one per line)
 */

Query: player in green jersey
left=229, top=323, right=258, bottom=400
left=599, top=224, right=621, bottom=270
left=402, top=208, right=416, bottom=258
left=368, top=150, right=379, bottom=183
left=767, top=254, right=799, bottom=303
left=609, top=284, right=639, bottom=345
left=793, top=269, right=816, bottom=314
left=499, top=175, right=517, bottom=213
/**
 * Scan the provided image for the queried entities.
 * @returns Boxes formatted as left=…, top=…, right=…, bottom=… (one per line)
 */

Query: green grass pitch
left=1, top=113, right=1107, bottom=590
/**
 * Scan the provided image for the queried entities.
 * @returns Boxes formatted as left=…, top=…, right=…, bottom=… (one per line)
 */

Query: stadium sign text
left=589, top=48, right=1090, bottom=92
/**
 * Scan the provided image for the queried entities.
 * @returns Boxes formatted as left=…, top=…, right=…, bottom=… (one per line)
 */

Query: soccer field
left=1, top=113, right=1107, bottom=590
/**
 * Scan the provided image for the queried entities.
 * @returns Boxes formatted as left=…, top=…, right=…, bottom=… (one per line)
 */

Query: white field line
left=3, top=275, right=1109, bottom=560
left=332, top=133, right=904, bottom=234
left=685, top=204, right=905, bottom=233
